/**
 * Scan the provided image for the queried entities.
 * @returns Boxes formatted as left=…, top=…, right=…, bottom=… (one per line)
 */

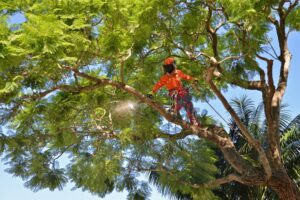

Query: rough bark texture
left=268, top=168, right=300, bottom=200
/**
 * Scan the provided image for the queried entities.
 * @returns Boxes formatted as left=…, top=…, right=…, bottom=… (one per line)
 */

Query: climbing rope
left=191, top=84, right=230, bottom=126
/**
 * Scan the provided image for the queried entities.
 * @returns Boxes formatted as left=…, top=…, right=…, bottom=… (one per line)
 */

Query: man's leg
left=181, top=90, right=200, bottom=126
left=169, top=90, right=183, bottom=120
left=185, top=102, right=200, bottom=126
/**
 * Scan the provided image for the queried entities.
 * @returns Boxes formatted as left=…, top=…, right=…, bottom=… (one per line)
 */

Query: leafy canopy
left=0, top=0, right=299, bottom=199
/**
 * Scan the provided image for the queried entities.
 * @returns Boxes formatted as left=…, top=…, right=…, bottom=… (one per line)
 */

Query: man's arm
left=152, top=76, right=167, bottom=93
left=177, top=70, right=193, bottom=81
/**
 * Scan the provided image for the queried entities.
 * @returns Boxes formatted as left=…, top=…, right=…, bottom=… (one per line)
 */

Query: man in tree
left=147, top=57, right=201, bottom=127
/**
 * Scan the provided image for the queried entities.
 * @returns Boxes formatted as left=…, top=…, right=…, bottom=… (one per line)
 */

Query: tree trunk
left=269, top=169, right=300, bottom=200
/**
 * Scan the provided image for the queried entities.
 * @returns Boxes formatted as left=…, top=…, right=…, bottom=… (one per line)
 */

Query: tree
left=0, top=0, right=299, bottom=199
left=214, top=96, right=300, bottom=199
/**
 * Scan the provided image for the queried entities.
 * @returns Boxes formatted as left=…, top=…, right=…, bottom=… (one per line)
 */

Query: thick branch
left=232, top=79, right=264, bottom=90
left=208, top=57, right=265, bottom=91
left=206, top=68, right=271, bottom=179
left=213, top=71, right=264, bottom=90
left=272, top=27, right=291, bottom=108
left=267, top=2, right=293, bottom=169
left=256, top=55, right=275, bottom=96
left=269, top=0, right=296, bottom=122
left=263, top=2, right=296, bottom=169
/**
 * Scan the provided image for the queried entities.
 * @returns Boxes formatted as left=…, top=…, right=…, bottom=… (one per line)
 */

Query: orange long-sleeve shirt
left=152, top=69, right=193, bottom=93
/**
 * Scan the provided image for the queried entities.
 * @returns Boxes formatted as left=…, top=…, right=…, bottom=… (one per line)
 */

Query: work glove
left=146, top=91, right=155, bottom=99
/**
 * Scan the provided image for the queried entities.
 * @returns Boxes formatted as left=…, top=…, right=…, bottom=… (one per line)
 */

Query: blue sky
left=1, top=12, right=300, bottom=200
left=0, top=161, right=166, bottom=200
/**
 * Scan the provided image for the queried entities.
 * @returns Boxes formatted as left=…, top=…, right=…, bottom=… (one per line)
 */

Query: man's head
left=163, top=57, right=176, bottom=74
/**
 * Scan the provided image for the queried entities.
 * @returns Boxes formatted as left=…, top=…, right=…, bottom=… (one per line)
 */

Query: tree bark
left=268, top=168, right=300, bottom=200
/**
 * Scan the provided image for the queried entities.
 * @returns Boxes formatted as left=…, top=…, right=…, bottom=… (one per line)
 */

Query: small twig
left=215, top=21, right=227, bottom=31
left=218, top=55, right=243, bottom=64
left=268, top=15, right=278, bottom=24
left=285, top=0, right=299, bottom=17
left=172, top=41, right=194, bottom=59
left=256, top=53, right=270, bottom=62
left=51, top=144, right=75, bottom=162
left=91, top=18, right=103, bottom=26
left=120, top=47, right=132, bottom=83
left=195, top=51, right=211, bottom=59
left=141, top=46, right=163, bottom=58
left=266, top=38, right=279, bottom=58
left=261, top=49, right=279, bottom=60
